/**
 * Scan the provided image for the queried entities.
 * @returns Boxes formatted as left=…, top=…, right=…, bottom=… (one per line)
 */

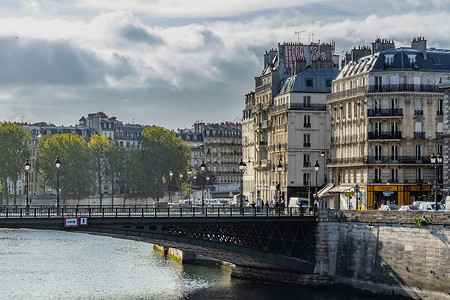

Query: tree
left=140, top=126, right=191, bottom=201
left=0, top=122, right=30, bottom=206
left=37, top=133, right=95, bottom=204
left=88, top=135, right=111, bottom=206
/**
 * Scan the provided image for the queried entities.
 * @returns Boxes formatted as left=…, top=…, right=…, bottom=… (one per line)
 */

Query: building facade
left=242, top=41, right=339, bottom=205
left=177, top=122, right=242, bottom=196
left=327, top=37, right=449, bottom=209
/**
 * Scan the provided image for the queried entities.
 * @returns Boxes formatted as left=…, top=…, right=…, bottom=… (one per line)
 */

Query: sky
left=1, top=0, right=450, bottom=130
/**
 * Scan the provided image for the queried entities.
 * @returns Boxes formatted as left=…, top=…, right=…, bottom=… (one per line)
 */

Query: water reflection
left=0, top=229, right=382, bottom=300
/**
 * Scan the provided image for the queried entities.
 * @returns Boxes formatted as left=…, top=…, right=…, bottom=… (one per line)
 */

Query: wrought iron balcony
left=368, top=84, right=442, bottom=93
left=368, top=131, right=402, bottom=139
left=367, top=108, right=403, bottom=117
left=327, top=156, right=432, bottom=165
left=414, top=110, right=423, bottom=116
left=303, top=142, right=311, bottom=148
left=414, top=132, right=425, bottom=139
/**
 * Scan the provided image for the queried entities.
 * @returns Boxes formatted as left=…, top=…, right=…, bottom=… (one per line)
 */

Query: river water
left=0, top=229, right=382, bottom=300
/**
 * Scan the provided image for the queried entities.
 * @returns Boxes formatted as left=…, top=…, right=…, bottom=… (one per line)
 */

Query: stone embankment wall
left=317, top=211, right=450, bottom=299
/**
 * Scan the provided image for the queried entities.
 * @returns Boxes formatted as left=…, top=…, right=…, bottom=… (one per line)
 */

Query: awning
left=317, top=183, right=334, bottom=197
left=327, top=186, right=355, bottom=193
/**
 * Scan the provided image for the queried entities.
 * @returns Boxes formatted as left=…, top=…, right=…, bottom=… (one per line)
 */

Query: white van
left=288, top=197, right=310, bottom=209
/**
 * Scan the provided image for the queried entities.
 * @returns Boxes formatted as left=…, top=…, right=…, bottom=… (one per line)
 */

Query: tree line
left=0, top=122, right=198, bottom=206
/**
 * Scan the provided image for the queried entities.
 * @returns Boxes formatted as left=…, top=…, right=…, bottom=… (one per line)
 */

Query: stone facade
left=242, top=41, right=339, bottom=206
left=327, top=37, right=450, bottom=209
left=316, top=211, right=450, bottom=299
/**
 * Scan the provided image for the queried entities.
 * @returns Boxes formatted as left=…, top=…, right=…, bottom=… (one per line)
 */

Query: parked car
left=417, top=202, right=445, bottom=211
left=380, top=204, right=400, bottom=210
left=399, top=205, right=419, bottom=211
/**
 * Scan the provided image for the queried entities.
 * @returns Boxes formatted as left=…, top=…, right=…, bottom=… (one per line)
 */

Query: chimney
left=371, top=38, right=395, bottom=54
left=411, top=36, right=427, bottom=59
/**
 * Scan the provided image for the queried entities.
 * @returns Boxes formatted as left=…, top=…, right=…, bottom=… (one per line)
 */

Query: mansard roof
left=338, top=47, right=450, bottom=79
left=278, top=67, right=339, bottom=95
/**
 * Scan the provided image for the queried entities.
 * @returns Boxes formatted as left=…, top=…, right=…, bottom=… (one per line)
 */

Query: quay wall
left=317, top=211, right=450, bottom=299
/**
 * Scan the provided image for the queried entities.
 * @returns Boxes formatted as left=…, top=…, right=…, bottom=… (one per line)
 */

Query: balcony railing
left=414, top=132, right=425, bottom=139
left=327, top=84, right=443, bottom=101
left=303, top=143, right=311, bottom=148
left=436, top=132, right=444, bottom=140
left=414, top=110, right=423, bottom=116
left=368, top=131, right=402, bottom=139
left=303, top=123, right=311, bottom=128
left=367, top=108, right=403, bottom=117
left=303, top=163, right=311, bottom=168
left=327, top=156, right=432, bottom=165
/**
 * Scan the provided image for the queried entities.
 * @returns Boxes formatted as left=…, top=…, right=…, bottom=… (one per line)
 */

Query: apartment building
left=243, top=41, right=339, bottom=205
left=327, top=37, right=449, bottom=209
left=177, top=122, right=242, bottom=195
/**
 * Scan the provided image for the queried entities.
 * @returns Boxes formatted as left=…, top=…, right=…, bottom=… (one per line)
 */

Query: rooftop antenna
left=295, top=30, right=305, bottom=43
left=311, top=33, right=315, bottom=43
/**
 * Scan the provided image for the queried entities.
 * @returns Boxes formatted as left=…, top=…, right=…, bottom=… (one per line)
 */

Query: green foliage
left=140, top=126, right=191, bottom=200
left=37, top=133, right=95, bottom=201
left=88, top=135, right=111, bottom=203
left=413, top=214, right=428, bottom=227
left=0, top=122, right=30, bottom=200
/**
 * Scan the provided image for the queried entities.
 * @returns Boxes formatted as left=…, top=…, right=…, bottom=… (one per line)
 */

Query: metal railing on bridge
left=0, top=205, right=314, bottom=220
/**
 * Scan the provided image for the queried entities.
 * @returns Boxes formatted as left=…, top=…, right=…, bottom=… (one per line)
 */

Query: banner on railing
left=64, top=217, right=88, bottom=227
left=64, top=217, right=79, bottom=227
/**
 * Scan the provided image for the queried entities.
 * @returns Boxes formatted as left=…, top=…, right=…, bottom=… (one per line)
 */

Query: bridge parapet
left=329, top=210, right=450, bottom=225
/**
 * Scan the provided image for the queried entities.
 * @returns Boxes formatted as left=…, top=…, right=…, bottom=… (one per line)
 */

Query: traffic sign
left=79, top=217, right=88, bottom=226
left=64, top=217, right=79, bottom=227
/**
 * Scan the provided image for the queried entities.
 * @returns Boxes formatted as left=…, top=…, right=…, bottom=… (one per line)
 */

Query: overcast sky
left=1, top=0, right=450, bottom=130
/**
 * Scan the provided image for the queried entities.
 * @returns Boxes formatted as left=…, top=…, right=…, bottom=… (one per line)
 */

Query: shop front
left=367, top=184, right=432, bottom=209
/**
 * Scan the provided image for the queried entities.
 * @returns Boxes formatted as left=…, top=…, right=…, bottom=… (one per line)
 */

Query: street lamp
left=314, top=160, right=320, bottom=213
left=206, top=175, right=210, bottom=200
left=169, top=171, right=173, bottom=203
left=200, top=161, right=206, bottom=213
left=238, top=159, right=247, bottom=209
left=276, top=158, right=282, bottom=205
left=320, top=149, right=328, bottom=184
left=24, top=158, right=30, bottom=214
left=430, top=153, right=443, bottom=211
left=187, top=168, right=192, bottom=205
left=179, top=173, right=183, bottom=201
left=55, top=156, right=61, bottom=213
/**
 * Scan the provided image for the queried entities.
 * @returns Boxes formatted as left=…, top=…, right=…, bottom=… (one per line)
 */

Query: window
left=303, top=96, right=311, bottom=107
left=303, top=173, right=310, bottom=186
left=326, top=79, right=332, bottom=87
left=432, top=56, right=441, bottom=65
left=303, top=115, right=311, bottom=128
left=408, top=55, right=417, bottom=65
left=374, top=145, right=382, bottom=161
left=306, top=78, right=313, bottom=87
left=438, top=99, right=443, bottom=115
left=391, top=98, right=398, bottom=109
left=374, top=168, right=382, bottom=183
left=415, top=145, right=423, bottom=161
left=415, top=169, right=423, bottom=183
left=390, top=145, right=398, bottom=161
left=385, top=55, right=394, bottom=67
left=390, top=169, right=398, bottom=183
left=303, top=134, right=311, bottom=147
left=373, top=122, right=381, bottom=134
left=303, top=154, right=311, bottom=168
left=374, top=99, right=381, bottom=111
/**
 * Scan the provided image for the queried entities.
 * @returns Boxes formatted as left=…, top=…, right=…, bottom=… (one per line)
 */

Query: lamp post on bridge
left=314, top=160, right=320, bottom=214
left=200, top=161, right=206, bottom=213
left=179, top=173, right=183, bottom=202
left=24, top=158, right=30, bottom=215
left=55, top=156, right=61, bottom=214
left=277, top=158, right=282, bottom=206
left=187, top=168, right=192, bottom=205
left=169, top=171, right=173, bottom=203
left=430, top=153, right=443, bottom=211
left=238, top=159, right=247, bottom=210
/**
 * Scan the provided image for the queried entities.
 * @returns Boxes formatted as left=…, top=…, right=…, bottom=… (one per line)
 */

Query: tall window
left=415, top=169, right=423, bottom=183
left=391, top=98, right=398, bottom=109
left=390, top=145, right=398, bottom=161
left=438, top=99, right=443, bottom=115
left=390, top=169, right=398, bottom=183
left=414, top=99, right=422, bottom=115
left=374, top=168, right=382, bottom=183
left=415, top=145, right=423, bottom=161
left=303, top=134, right=311, bottom=147
left=303, top=96, right=311, bottom=107
left=373, top=122, right=381, bottom=134
left=374, top=145, right=382, bottom=161
left=303, top=154, right=311, bottom=168
left=303, top=173, right=310, bottom=186
left=304, top=115, right=311, bottom=128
